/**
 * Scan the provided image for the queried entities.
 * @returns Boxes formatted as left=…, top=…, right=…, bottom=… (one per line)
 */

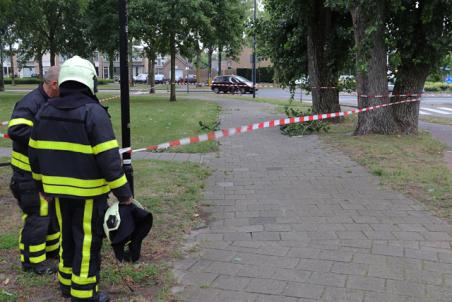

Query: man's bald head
left=43, top=66, right=60, bottom=98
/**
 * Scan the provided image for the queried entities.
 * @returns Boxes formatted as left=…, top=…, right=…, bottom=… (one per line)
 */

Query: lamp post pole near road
left=118, top=0, right=134, bottom=194
left=252, top=0, right=257, bottom=99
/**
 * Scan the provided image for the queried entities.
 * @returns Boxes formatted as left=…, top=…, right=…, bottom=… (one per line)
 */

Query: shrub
left=424, top=82, right=452, bottom=92
left=98, top=79, right=114, bottom=85
left=280, top=106, right=330, bottom=136
left=3, top=77, right=42, bottom=85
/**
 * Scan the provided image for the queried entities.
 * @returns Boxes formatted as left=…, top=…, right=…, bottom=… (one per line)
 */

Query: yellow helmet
left=59, top=56, right=98, bottom=95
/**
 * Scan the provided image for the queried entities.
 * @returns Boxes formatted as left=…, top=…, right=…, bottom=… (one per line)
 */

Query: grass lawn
left=0, top=92, right=220, bottom=153
left=0, top=159, right=211, bottom=301
left=321, top=117, right=452, bottom=221
left=420, top=115, right=452, bottom=126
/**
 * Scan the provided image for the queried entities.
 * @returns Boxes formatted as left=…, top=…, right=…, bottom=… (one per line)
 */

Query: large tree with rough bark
left=258, top=0, right=353, bottom=114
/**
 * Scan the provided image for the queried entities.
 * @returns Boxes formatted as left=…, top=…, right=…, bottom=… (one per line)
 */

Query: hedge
left=236, top=67, right=274, bottom=83
left=2, top=78, right=114, bottom=85
left=424, top=81, right=452, bottom=92
left=3, top=77, right=41, bottom=84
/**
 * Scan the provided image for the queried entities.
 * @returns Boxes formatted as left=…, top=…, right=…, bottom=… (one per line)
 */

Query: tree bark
left=195, top=47, right=201, bottom=87
left=0, top=46, right=4, bottom=91
left=9, top=44, right=15, bottom=86
left=38, top=54, right=44, bottom=80
left=128, top=38, right=134, bottom=87
left=108, top=51, right=114, bottom=80
left=306, top=1, right=340, bottom=115
left=170, top=32, right=176, bottom=102
left=147, top=50, right=156, bottom=94
left=50, top=49, right=56, bottom=66
left=352, top=4, right=397, bottom=135
left=392, top=63, right=429, bottom=134
left=208, top=47, right=213, bottom=85
left=217, top=47, right=222, bottom=76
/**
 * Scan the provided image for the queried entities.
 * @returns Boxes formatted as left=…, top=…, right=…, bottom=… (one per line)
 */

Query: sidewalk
left=172, top=98, right=452, bottom=302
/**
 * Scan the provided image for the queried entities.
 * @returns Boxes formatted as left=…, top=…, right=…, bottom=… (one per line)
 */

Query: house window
left=103, top=67, right=109, bottom=79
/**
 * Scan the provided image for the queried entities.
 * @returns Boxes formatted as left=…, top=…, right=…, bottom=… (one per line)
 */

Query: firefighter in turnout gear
left=29, top=56, right=133, bottom=302
left=8, top=66, right=61, bottom=275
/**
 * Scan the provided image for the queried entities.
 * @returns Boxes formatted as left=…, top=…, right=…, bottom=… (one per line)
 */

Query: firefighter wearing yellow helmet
left=29, top=56, right=133, bottom=302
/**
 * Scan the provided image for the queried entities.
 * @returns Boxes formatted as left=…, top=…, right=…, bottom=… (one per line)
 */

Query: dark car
left=211, top=75, right=257, bottom=94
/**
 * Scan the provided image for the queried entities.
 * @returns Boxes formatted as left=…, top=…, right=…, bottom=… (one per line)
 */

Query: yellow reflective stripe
left=72, top=274, right=97, bottom=285
left=29, top=242, right=46, bottom=253
left=59, top=264, right=72, bottom=275
left=58, top=272, right=71, bottom=286
left=81, top=199, right=93, bottom=278
left=29, top=139, right=93, bottom=154
left=32, top=173, right=42, bottom=181
left=11, top=157, right=31, bottom=172
left=39, top=195, right=48, bottom=216
left=29, top=253, right=46, bottom=264
left=42, top=175, right=107, bottom=188
left=43, top=184, right=110, bottom=197
left=19, top=243, right=24, bottom=250
left=9, top=118, right=33, bottom=127
left=47, top=232, right=60, bottom=241
left=20, top=254, right=24, bottom=262
left=11, top=151, right=30, bottom=164
left=55, top=198, right=64, bottom=261
left=93, top=139, right=118, bottom=155
left=46, top=242, right=59, bottom=252
left=108, top=174, right=127, bottom=189
left=71, top=288, right=93, bottom=299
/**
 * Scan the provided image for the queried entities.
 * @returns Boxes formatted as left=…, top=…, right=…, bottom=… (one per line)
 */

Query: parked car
left=211, top=75, right=257, bottom=94
left=187, top=74, right=197, bottom=83
left=133, top=73, right=148, bottom=83
left=155, top=74, right=166, bottom=84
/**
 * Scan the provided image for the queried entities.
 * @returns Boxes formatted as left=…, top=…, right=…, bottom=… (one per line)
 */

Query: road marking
left=419, top=110, right=432, bottom=115
left=438, top=107, right=452, bottom=112
left=420, top=108, right=451, bottom=115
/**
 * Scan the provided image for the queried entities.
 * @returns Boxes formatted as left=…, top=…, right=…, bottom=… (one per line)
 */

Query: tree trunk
left=9, top=44, right=15, bottom=86
left=195, top=47, right=201, bottom=87
left=108, top=51, right=114, bottom=80
left=0, top=46, right=4, bottom=91
left=128, top=38, right=134, bottom=87
left=170, top=33, right=176, bottom=102
left=217, top=47, right=222, bottom=76
left=392, top=63, right=429, bottom=134
left=50, top=49, right=56, bottom=66
left=208, top=47, right=213, bottom=85
left=38, top=54, right=44, bottom=80
left=352, top=4, right=397, bottom=135
left=147, top=50, right=156, bottom=94
left=306, top=2, right=340, bottom=115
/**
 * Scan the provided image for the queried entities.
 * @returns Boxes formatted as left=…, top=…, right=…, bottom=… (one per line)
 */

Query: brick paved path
left=173, top=98, right=452, bottom=302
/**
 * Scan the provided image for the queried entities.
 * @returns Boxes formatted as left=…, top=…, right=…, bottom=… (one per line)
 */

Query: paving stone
left=346, top=275, right=386, bottom=292
left=272, top=268, right=311, bottom=282
left=331, top=262, right=368, bottom=276
left=321, top=287, right=365, bottom=302
left=211, top=275, right=251, bottom=291
left=372, top=243, right=404, bottom=257
left=386, top=279, right=426, bottom=297
left=307, top=272, right=347, bottom=287
left=213, top=290, right=258, bottom=302
left=245, top=278, right=287, bottom=295
left=283, top=282, right=324, bottom=299
left=296, top=259, right=333, bottom=273
left=180, top=272, right=219, bottom=286
left=255, top=295, right=298, bottom=302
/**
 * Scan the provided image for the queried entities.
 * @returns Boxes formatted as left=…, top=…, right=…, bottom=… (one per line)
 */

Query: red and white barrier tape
left=1, top=132, right=9, bottom=139
left=0, top=95, right=120, bottom=127
left=126, top=98, right=420, bottom=153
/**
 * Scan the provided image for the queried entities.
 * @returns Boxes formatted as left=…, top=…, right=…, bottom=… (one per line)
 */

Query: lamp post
left=252, top=0, right=257, bottom=99
left=118, top=0, right=134, bottom=194
left=186, top=66, right=189, bottom=94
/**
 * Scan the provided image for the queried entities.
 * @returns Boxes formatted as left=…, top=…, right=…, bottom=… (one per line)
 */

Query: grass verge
left=0, top=93, right=220, bottom=153
left=321, top=117, right=452, bottom=221
left=0, top=159, right=210, bottom=301
left=420, top=115, right=452, bottom=126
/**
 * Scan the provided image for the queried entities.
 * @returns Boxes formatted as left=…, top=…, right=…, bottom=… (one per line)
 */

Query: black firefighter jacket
left=8, top=84, right=49, bottom=174
left=28, top=86, right=132, bottom=201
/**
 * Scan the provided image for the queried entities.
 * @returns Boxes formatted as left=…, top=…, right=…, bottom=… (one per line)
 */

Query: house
left=213, top=47, right=272, bottom=77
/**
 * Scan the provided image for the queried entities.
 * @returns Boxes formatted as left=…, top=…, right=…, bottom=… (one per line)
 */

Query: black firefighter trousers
left=55, top=197, right=108, bottom=302
left=10, top=171, right=60, bottom=267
